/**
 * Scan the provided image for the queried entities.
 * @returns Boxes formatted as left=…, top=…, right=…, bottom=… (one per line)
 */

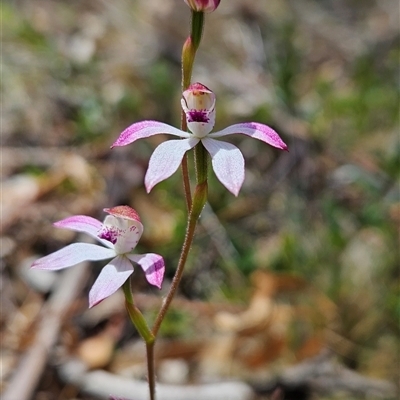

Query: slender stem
left=180, top=42, right=193, bottom=211
left=181, top=160, right=192, bottom=211
left=194, top=141, right=208, bottom=184
left=180, top=35, right=195, bottom=211
left=180, top=11, right=205, bottom=212
left=150, top=163, right=208, bottom=393
left=146, top=9, right=207, bottom=397
left=190, top=11, right=204, bottom=51
left=146, top=342, right=156, bottom=400
left=180, top=117, right=192, bottom=211
left=152, top=198, right=202, bottom=336
left=122, top=280, right=155, bottom=400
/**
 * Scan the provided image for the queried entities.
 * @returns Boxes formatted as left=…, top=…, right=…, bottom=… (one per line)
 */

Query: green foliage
left=273, top=21, right=301, bottom=110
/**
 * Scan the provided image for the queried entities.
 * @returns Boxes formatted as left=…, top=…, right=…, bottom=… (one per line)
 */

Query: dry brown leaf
left=76, top=316, right=124, bottom=370
left=76, top=332, right=116, bottom=370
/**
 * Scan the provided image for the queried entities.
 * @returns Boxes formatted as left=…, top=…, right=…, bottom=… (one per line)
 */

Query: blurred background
left=2, top=0, right=399, bottom=399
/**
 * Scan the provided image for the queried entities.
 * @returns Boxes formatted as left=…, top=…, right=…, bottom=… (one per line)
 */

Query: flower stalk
left=190, top=11, right=204, bottom=53
left=152, top=9, right=208, bottom=336
left=122, top=280, right=156, bottom=400
left=181, top=11, right=205, bottom=211
left=194, top=141, right=208, bottom=185
left=152, top=182, right=206, bottom=336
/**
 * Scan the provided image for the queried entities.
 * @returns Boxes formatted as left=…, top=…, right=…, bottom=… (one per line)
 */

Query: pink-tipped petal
left=144, top=137, right=199, bottom=192
left=112, top=120, right=190, bottom=148
left=54, top=215, right=113, bottom=248
left=31, top=243, right=116, bottom=271
left=209, top=122, right=288, bottom=151
left=127, top=253, right=165, bottom=289
left=202, top=138, right=245, bottom=196
left=88, top=256, right=133, bottom=307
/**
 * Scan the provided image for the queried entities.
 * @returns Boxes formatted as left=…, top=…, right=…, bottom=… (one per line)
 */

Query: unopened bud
left=184, top=0, right=221, bottom=13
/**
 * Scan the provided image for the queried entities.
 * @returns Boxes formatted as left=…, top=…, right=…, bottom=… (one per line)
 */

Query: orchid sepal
left=111, top=120, right=191, bottom=148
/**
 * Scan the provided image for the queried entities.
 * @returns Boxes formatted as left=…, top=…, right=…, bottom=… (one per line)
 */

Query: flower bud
left=184, top=0, right=221, bottom=13
left=182, top=37, right=196, bottom=87
left=181, top=82, right=216, bottom=138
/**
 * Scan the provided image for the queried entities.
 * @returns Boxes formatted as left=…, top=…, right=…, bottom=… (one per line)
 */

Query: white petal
left=127, top=253, right=165, bottom=289
left=202, top=138, right=245, bottom=196
left=88, top=256, right=134, bottom=308
left=144, top=138, right=199, bottom=192
left=31, top=243, right=116, bottom=271
left=54, top=215, right=113, bottom=248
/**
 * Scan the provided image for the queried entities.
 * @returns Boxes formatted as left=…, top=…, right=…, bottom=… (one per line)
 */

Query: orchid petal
left=209, top=122, right=288, bottom=151
left=88, top=256, right=133, bottom=307
left=112, top=120, right=190, bottom=148
left=54, top=215, right=113, bottom=248
left=127, top=253, right=165, bottom=289
left=101, top=215, right=143, bottom=254
left=202, top=138, right=245, bottom=196
left=181, top=83, right=216, bottom=138
left=144, top=137, right=199, bottom=192
left=31, top=243, right=116, bottom=271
